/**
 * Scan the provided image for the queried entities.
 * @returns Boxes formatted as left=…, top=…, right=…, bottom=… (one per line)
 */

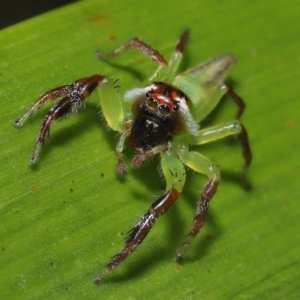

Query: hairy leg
left=94, top=187, right=180, bottom=284
left=177, top=151, right=220, bottom=258
left=94, top=153, right=186, bottom=283
left=14, top=75, right=107, bottom=162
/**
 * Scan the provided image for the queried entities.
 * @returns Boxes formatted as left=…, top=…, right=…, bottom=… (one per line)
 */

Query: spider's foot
left=176, top=235, right=193, bottom=260
left=93, top=269, right=109, bottom=285
left=175, top=253, right=183, bottom=261
left=14, top=119, right=23, bottom=127
left=117, top=154, right=127, bottom=176
left=175, top=246, right=187, bottom=261
left=93, top=276, right=102, bottom=285
left=30, top=143, right=42, bottom=163
left=14, top=116, right=28, bottom=127
left=95, top=51, right=106, bottom=60
left=14, top=110, right=33, bottom=127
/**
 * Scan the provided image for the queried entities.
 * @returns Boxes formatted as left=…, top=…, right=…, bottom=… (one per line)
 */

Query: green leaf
left=1, top=0, right=299, bottom=298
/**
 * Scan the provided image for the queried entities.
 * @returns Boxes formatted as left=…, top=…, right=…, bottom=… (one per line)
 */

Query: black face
left=129, top=82, right=187, bottom=152
left=129, top=110, right=170, bottom=151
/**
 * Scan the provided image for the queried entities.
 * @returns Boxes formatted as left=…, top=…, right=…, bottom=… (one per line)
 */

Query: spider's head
left=125, top=82, right=199, bottom=136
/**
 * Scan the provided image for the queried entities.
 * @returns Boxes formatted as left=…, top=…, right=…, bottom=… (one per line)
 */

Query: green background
left=0, top=0, right=299, bottom=299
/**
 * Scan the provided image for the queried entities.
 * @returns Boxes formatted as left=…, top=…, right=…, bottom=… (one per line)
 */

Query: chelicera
left=14, top=30, right=252, bottom=284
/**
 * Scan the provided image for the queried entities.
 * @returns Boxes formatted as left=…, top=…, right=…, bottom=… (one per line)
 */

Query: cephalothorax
left=14, top=30, right=252, bottom=283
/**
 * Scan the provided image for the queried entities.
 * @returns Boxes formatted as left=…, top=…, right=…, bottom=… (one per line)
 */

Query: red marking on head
left=150, top=92, right=179, bottom=111
left=148, top=82, right=186, bottom=112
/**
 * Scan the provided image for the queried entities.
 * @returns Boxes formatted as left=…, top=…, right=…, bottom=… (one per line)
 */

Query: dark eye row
left=147, top=98, right=171, bottom=116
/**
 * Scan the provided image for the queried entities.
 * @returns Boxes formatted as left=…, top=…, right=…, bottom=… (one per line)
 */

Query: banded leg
left=96, top=37, right=168, bottom=67
left=14, top=75, right=107, bottom=162
left=14, top=80, right=80, bottom=128
left=94, top=153, right=186, bottom=284
left=94, top=188, right=179, bottom=285
left=96, top=30, right=190, bottom=82
left=177, top=151, right=220, bottom=259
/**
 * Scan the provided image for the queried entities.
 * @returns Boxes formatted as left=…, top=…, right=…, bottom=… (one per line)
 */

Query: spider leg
left=192, top=120, right=252, bottom=171
left=114, top=125, right=166, bottom=176
left=177, top=151, right=220, bottom=259
left=223, top=84, right=252, bottom=184
left=225, top=83, right=246, bottom=120
left=172, top=54, right=238, bottom=123
left=19, top=75, right=107, bottom=163
left=115, top=137, right=169, bottom=176
left=96, top=38, right=168, bottom=67
left=222, top=86, right=252, bottom=185
left=14, top=84, right=74, bottom=128
left=130, top=144, right=168, bottom=169
left=96, top=36, right=169, bottom=83
left=96, top=30, right=190, bottom=83
left=14, top=75, right=107, bottom=128
left=164, top=29, right=190, bottom=83
left=94, top=153, right=186, bottom=284
left=115, top=128, right=131, bottom=175
left=236, top=124, right=252, bottom=189
left=175, top=29, right=190, bottom=54
left=94, top=188, right=179, bottom=284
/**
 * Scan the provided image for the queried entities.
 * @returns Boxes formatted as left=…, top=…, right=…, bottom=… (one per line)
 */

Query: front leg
left=14, top=75, right=106, bottom=128
left=14, top=75, right=107, bottom=162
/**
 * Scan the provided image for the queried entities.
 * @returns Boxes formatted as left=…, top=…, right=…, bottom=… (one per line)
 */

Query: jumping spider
left=14, top=30, right=252, bottom=284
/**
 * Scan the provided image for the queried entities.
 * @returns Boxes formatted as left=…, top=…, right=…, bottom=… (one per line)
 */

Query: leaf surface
left=0, top=0, right=299, bottom=299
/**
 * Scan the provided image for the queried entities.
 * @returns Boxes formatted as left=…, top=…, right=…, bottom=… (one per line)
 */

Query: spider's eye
left=158, top=104, right=171, bottom=116
left=173, top=101, right=180, bottom=111
left=147, top=98, right=158, bottom=110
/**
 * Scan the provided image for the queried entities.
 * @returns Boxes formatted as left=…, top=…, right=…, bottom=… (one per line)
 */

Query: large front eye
left=158, top=104, right=170, bottom=116
left=147, top=98, right=158, bottom=110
